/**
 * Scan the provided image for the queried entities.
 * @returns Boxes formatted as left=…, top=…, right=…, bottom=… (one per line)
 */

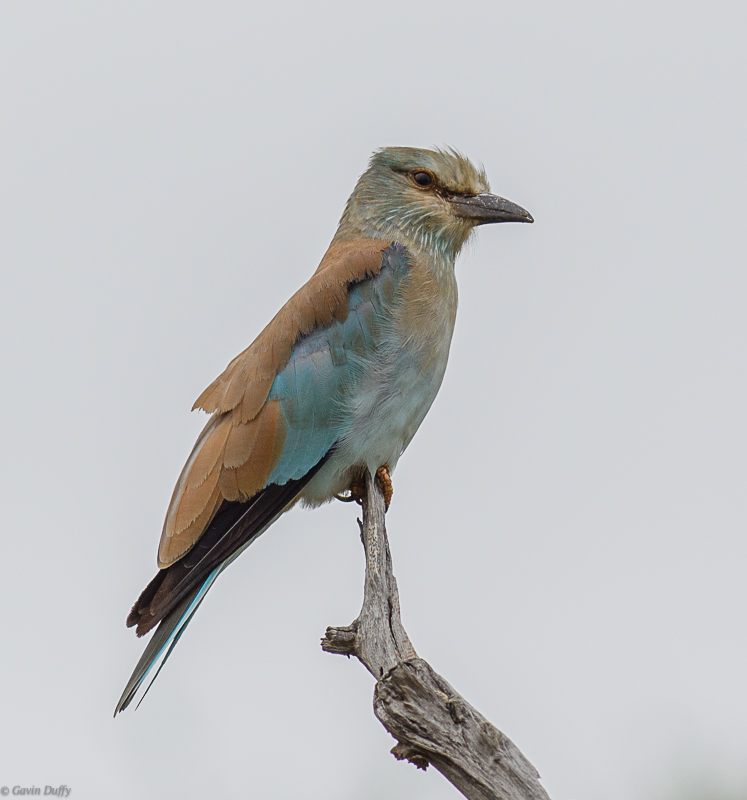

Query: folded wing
left=150, top=238, right=413, bottom=570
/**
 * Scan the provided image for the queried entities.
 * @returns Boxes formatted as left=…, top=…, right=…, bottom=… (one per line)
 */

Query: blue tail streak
left=114, top=566, right=223, bottom=715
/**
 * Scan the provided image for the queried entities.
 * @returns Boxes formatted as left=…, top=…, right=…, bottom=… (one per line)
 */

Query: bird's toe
left=376, top=464, right=393, bottom=511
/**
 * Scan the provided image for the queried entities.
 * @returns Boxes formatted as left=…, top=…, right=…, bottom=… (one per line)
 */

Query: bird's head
left=335, top=146, right=533, bottom=260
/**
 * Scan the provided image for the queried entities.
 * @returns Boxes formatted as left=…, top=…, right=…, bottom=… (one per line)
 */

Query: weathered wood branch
left=322, top=471, right=551, bottom=800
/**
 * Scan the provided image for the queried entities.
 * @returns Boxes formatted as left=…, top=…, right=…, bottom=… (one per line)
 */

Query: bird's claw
left=335, top=475, right=366, bottom=506
left=335, top=469, right=391, bottom=510
left=334, top=492, right=357, bottom=503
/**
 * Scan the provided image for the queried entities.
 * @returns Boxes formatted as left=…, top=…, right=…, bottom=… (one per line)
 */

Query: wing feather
left=218, top=400, right=286, bottom=502
left=222, top=420, right=261, bottom=469
left=173, top=469, right=222, bottom=534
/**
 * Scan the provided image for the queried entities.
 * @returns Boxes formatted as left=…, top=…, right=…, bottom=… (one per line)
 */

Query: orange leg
left=376, top=464, right=393, bottom=511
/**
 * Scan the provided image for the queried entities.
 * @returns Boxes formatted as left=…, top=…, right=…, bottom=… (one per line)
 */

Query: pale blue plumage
left=268, top=243, right=411, bottom=486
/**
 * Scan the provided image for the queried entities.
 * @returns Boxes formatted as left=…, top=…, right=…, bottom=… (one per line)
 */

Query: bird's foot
left=376, top=464, right=393, bottom=511
left=334, top=475, right=366, bottom=506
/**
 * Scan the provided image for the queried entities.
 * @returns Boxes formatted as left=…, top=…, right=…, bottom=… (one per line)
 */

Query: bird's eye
left=412, top=171, right=433, bottom=187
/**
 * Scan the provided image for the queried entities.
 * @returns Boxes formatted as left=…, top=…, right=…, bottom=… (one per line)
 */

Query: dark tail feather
left=114, top=566, right=222, bottom=715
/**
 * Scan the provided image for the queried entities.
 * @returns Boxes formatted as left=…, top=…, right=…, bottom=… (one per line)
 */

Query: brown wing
left=156, top=238, right=389, bottom=568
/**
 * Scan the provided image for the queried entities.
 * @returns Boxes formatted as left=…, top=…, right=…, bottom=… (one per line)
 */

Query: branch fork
left=322, top=471, right=551, bottom=800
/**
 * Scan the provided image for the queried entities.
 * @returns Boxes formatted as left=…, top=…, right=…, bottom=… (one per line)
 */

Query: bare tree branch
left=322, top=471, right=551, bottom=800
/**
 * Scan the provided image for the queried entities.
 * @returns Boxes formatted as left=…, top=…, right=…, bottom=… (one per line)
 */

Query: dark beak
left=450, top=193, right=533, bottom=225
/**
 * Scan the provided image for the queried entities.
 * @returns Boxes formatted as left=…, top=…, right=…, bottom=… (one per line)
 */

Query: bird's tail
left=114, top=496, right=296, bottom=715
left=114, top=565, right=224, bottom=715
left=114, top=452, right=334, bottom=716
left=114, top=506, right=280, bottom=715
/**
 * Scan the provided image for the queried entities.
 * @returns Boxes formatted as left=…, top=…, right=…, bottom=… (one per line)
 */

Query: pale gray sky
left=2, top=2, right=747, bottom=799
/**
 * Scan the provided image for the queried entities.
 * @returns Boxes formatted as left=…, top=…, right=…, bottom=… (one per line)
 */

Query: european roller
left=115, top=146, right=532, bottom=714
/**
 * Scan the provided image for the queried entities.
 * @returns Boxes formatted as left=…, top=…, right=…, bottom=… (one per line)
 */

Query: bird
left=115, top=146, right=533, bottom=714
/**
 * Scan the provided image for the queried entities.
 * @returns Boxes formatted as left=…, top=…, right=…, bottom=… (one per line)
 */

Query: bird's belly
left=345, top=357, right=444, bottom=466
left=300, top=332, right=451, bottom=505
